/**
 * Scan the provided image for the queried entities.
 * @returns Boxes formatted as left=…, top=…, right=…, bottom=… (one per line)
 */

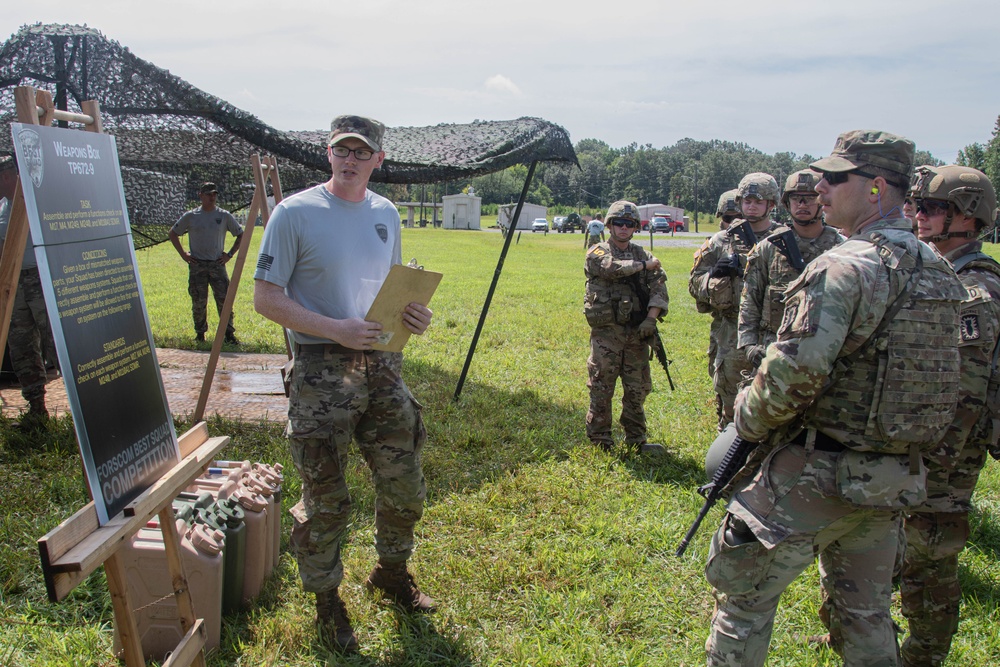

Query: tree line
left=956, top=116, right=1000, bottom=200
left=373, top=132, right=952, bottom=220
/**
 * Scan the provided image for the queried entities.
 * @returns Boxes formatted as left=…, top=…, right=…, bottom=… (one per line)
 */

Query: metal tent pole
left=454, top=160, right=537, bottom=400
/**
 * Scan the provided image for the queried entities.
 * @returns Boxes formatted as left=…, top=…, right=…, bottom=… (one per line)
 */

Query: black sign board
left=12, top=123, right=179, bottom=524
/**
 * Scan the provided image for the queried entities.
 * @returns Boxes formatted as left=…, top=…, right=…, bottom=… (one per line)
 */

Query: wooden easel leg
left=158, top=508, right=207, bottom=667
left=105, top=552, right=145, bottom=667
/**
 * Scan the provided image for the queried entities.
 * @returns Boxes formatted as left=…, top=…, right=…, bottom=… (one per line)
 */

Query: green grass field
left=3, top=225, right=1000, bottom=665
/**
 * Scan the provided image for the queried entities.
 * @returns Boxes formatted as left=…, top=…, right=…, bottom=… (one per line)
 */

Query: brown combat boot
left=315, top=589, right=358, bottom=653
left=15, top=398, right=48, bottom=430
left=364, top=561, right=436, bottom=613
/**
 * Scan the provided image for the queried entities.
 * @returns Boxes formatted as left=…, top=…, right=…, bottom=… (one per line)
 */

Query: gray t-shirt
left=587, top=220, right=605, bottom=237
left=254, top=185, right=402, bottom=345
left=171, top=206, right=243, bottom=260
left=0, top=196, right=36, bottom=269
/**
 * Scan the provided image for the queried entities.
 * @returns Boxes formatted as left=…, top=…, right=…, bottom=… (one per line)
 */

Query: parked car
left=650, top=216, right=684, bottom=233
left=552, top=216, right=567, bottom=231
left=531, top=218, right=548, bottom=232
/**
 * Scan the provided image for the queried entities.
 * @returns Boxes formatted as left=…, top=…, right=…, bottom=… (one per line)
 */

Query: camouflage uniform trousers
left=586, top=324, right=651, bottom=447
left=706, top=443, right=901, bottom=667
left=8, top=267, right=58, bottom=403
left=188, top=259, right=235, bottom=337
left=587, top=234, right=602, bottom=248
left=898, top=511, right=970, bottom=667
left=712, top=316, right=752, bottom=430
left=286, top=345, right=427, bottom=594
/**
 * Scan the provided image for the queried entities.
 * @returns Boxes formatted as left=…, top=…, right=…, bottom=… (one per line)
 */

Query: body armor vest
left=808, top=235, right=965, bottom=454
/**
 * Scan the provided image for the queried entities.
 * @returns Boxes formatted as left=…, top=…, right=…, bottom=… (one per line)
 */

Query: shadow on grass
left=403, top=358, right=706, bottom=499
left=311, top=611, right=475, bottom=667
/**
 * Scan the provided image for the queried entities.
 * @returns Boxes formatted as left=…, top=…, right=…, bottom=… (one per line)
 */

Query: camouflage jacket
left=734, top=218, right=966, bottom=449
left=738, top=225, right=845, bottom=349
left=688, top=220, right=780, bottom=320
left=919, top=241, right=1000, bottom=511
left=584, top=241, right=668, bottom=328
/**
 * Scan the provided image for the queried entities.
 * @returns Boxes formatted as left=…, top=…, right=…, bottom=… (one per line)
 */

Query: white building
left=497, top=202, right=547, bottom=230
left=442, top=193, right=482, bottom=230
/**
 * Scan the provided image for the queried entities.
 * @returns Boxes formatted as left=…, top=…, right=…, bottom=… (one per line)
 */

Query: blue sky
left=5, top=0, right=999, bottom=163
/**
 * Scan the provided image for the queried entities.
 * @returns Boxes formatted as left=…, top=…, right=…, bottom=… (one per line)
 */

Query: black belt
left=791, top=429, right=846, bottom=453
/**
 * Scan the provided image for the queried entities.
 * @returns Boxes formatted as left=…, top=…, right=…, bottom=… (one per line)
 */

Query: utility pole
left=693, top=163, right=699, bottom=233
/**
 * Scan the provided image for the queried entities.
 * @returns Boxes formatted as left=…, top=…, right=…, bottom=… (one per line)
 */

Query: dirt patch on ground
left=1, top=348, right=290, bottom=424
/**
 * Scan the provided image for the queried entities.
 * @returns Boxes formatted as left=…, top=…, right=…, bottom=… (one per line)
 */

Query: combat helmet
left=605, top=200, right=641, bottom=228
left=716, top=189, right=740, bottom=218
left=737, top=172, right=780, bottom=203
left=781, top=169, right=821, bottom=206
left=781, top=169, right=823, bottom=224
left=909, top=164, right=998, bottom=241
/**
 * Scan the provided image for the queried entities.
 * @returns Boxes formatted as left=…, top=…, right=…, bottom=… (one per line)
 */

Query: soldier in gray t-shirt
left=169, top=182, right=243, bottom=344
left=254, top=115, right=435, bottom=654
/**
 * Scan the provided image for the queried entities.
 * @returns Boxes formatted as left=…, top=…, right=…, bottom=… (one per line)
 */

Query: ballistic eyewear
left=611, top=219, right=639, bottom=229
left=914, top=199, right=951, bottom=217
left=822, top=169, right=903, bottom=188
left=330, top=146, right=375, bottom=161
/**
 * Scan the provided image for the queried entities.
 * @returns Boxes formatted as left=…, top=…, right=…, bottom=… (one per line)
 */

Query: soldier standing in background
left=900, top=165, right=1000, bottom=667
left=738, top=169, right=844, bottom=367
left=169, top=182, right=244, bottom=345
left=700, top=189, right=741, bottom=380
left=716, top=188, right=740, bottom=231
left=704, top=130, right=966, bottom=667
left=586, top=214, right=605, bottom=248
left=584, top=200, right=668, bottom=454
left=689, top=173, right=780, bottom=430
left=0, top=157, right=58, bottom=426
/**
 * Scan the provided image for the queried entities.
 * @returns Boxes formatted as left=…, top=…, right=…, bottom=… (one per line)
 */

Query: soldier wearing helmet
left=705, top=129, right=967, bottom=667
left=689, top=173, right=780, bottom=431
left=738, top=170, right=845, bottom=366
left=899, top=164, right=1000, bottom=667
left=584, top=200, right=669, bottom=454
left=716, top=189, right=740, bottom=231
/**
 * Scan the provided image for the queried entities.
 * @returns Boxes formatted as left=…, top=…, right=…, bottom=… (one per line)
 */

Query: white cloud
left=484, top=75, right=522, bottom=97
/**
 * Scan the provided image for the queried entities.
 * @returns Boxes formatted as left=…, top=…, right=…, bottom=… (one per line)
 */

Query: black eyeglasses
left=821, top=169, right=876, bottom=185
left=611, top=219, right=638, bottom=229
left=822, top=168, right=903, bottom=188
left=330, top=145, right=375, bottom=161
left=914, top=199, right=951, bottom=216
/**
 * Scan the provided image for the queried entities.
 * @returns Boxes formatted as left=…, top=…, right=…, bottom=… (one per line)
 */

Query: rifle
left=724, top=220, right=758, bottom=277
left=769, top=228, right=805, bottom=272
left=651, top=328, right=676, bottom=391
left=675, top=432, right=757, bottom=557
left=629, top=263, right=677, bottom=391
left=727, top=219, right=758, bottom=250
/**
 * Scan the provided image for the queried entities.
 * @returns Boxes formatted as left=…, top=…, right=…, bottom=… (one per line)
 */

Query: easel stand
left=193, top=154, right=285, bottom=422
left=39, top=423, right=228, bottom=667
left=11, top=86, right=222, bottom=666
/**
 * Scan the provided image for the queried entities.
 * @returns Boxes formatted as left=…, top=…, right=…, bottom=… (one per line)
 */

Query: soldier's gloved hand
left=745, top=345, right=766, bottom=366
left=710, top=254, right=739, bottom=278
left=638, top=317, right=658, bottom=338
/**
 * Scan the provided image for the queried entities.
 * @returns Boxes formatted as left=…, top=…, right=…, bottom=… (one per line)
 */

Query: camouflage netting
left=0, top=23, right=578, bottom=248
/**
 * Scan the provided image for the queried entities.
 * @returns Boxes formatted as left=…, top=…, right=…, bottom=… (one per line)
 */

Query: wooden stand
left=11, top=86, right=216, bottom=666
left=193, top=154, right=285, bottom=422
left=39, top=423, right=228, bottom=667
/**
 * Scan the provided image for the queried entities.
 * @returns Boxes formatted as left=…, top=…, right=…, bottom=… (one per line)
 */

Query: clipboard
left=365, top=264, right=443, bottom=352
